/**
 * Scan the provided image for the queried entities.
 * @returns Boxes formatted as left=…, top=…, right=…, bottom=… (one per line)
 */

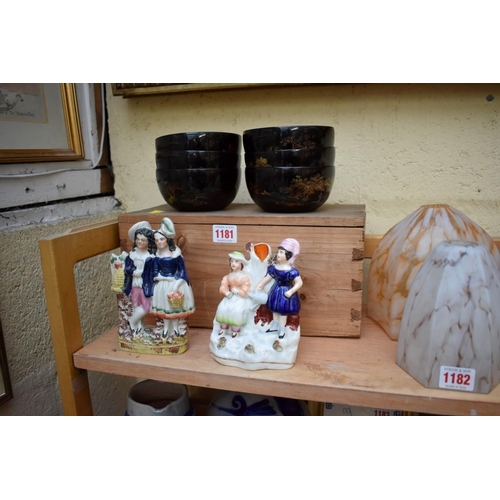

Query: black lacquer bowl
left=245, top=165, right=335, bottom=213
left=156, top=167, right=241, bottom=211
left=156, top=150, right=241, bottom=170
left=244, top=147, right=335, bottom=168
left=243, top=126, right=334, bottom=152
left=156, top=131, right=241, bottom=153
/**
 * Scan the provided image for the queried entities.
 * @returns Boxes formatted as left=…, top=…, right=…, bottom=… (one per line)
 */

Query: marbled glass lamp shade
left=396, top=241, right=500, bottom=394
left=367, top=204, right=500, bottom=340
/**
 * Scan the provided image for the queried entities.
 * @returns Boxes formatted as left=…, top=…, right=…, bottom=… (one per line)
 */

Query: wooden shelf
left=73, top=314, right=500, bottom=416
left=40, top=217, right=500, bottom=416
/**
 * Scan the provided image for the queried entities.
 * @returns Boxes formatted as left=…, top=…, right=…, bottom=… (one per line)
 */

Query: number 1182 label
left=439, top=366, right=475, bottom=392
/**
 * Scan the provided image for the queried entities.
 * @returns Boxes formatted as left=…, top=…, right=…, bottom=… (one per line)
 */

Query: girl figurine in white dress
left=216, top=251, right=252, bottom=338
left=143, top=217, right=195, bottom=343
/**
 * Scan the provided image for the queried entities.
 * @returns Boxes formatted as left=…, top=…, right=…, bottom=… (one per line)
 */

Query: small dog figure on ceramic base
left=110, top=250, right=133, bottom=340
left=111, top=218, right=195, bottom=355
left=209, top=238, right=303, bottom=370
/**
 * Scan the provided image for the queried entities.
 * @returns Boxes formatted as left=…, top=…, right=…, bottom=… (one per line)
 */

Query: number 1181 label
left=439, top=366, right=475, bottom=392
left=213, top=224, right=237, bottom=243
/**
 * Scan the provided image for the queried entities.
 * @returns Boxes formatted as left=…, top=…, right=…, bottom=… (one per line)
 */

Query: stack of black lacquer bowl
left=155, top=131, right=241, bottom=211
left=243, top=125, right=335, bottom=213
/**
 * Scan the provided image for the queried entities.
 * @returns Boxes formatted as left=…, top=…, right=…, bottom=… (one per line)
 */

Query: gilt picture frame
left=111, top=83, right=302, bottom=98
left=0, top=319, right=13, bottom=406
left=0, top=83, right=84, bottom=163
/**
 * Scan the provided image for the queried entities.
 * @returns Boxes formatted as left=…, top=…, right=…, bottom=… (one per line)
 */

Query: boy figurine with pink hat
left=256, top=238, right=303, bottom=340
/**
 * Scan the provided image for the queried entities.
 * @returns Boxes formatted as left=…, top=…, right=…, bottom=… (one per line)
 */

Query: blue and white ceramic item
left=207, top=390, right=310, bottom=416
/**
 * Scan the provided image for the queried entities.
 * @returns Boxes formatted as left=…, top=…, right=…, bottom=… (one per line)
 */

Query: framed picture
left=0, top=319, right=13, bottom=406
left=111, top=83, right=302, bottom=98
left=0, top=83, right=84, bottom=163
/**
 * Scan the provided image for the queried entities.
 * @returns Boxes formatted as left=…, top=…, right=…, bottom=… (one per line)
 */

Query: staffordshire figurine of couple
left=110, top=217, right=195, bottom=355
left=209, top=238, right=303, bottom=370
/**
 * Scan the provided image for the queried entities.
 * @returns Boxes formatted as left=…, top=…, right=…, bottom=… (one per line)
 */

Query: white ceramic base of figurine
left=116, top=294, right=190, bottom=355
left=209, top=316, right=300, bottom=370
left=119, top=333, right=189, bottom=355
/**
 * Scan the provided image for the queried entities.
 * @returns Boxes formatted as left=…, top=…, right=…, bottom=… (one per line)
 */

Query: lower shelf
left=73, top=315, right=500, bottom=415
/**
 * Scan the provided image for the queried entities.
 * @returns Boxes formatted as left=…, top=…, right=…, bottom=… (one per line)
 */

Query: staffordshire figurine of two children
left=209, top=239, right=303, bottom=370
left=112, top=217, right=302, bottom=369
left=111, top=217, right=194, bottom=355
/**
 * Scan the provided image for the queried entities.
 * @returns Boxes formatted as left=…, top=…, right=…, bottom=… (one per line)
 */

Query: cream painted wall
left=0, top=212, right=137, bottom=416
left=106, top=83, right=500, bottom=236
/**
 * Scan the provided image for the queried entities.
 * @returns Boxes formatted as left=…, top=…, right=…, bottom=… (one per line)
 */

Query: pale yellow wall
left=0, top=213, right=136, bottom=416
left=107, top=83, right=500, bottom=236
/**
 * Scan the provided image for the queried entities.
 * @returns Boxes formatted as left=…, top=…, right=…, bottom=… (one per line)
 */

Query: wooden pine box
left=118, top=203, right=365, bottom=338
